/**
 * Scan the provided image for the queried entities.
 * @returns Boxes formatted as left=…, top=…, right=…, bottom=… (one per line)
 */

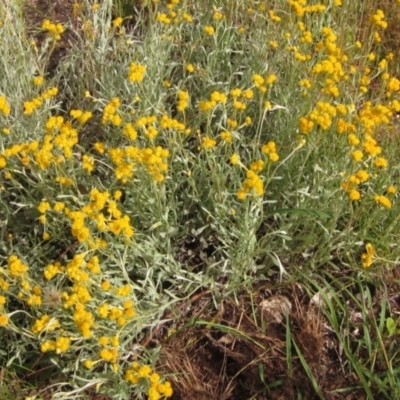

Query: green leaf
left=386, top=317, right=396, bottom=336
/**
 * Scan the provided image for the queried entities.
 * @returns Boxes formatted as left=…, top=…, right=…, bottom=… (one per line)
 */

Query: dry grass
left=158, top=285, right=365, bottom=400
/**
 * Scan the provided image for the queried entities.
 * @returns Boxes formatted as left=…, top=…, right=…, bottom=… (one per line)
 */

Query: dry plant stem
left=55, top=240, right=79, bottom=261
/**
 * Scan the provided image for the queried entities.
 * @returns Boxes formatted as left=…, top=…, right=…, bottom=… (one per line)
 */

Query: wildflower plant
left=1, top=0, right=400, bottom=398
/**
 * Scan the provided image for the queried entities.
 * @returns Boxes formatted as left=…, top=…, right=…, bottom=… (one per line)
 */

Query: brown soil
left=156, top=284, right=364, bottom=400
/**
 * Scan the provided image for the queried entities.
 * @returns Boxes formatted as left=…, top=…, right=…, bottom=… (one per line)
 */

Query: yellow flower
left=348, top=189, right=361, bottom=201
left=204, top=26, right=215, bottom=35
left=268, top=10, right=281, bottom=22
left=361, top=243, right=375, bottom=268
left=269, top=40, right=278, bottom=49
left=84, top=360, right=94, bottom=369
left=266, top=74, right=277, bottom=85
left=112, top=17, right=123, bottom=28
left=159, top=381, right=173, bottom=397
left=355, top=170, right=369, bottom=183
left=8, top=255, right=29, bottom=277
left=250, top=160, right=264, bottom=173
left=220, top=131, right=232, bottom=143
left=348, top=134, right=360, bottom=146
left=55, top=337, right=70, bottom=354
left=230, top=153, right=240, bottom=165
left=33, top=76, right=44, bottom=86
left=53, top=202, right=65, bottom=212
left=98, top=303, right=109, bottom=318
left=128, top=63, right=146, bottom=83
left=138, top=365, right=152, bottom=378
left=202, top=136, right=217, bottom=149
left=261, top=141, right=277, bottom=155
left=374, top=194, right=392, bottom=208
left=94, top=142, right=106, bottom=154
left=186, top=63, right=194, bottom=73
left=98, top=336, right=109, bottom=346
left=42, top=232, right=50, bottom=240
left=236, top=189, right=247, bottom=200
left=299, top=117, right=314, bottom=134
left=242, top=89, right=254, bottom=99
left=269, top=153, right=279, bottom=162
left=351, top=150, right=363, bottom=162
left=252, top=74, right=265, bottom=87
left=100, top=348, right=118, bottom=363
left=82, top=155, right=95, bottom=172
left=0, top=315, right=9, bottom=326
left=183, top=12, right=193, bottom=22
left=374, top=157, right=388, bottom=168
left=38, top=201, right=51, bottom=214
left=210, top=91, right=227, bottom=104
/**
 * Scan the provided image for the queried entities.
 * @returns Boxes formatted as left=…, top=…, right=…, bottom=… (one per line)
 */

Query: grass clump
left=0, top=0, right=400, bottom=398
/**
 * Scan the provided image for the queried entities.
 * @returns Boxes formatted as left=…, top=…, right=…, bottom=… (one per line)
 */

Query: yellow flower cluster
left=7, top=255, right=29, bottom=278
left=44, top=261, right=63, bottom=280
left=370, top=9, right=388, bottom=29
left=289, top=18, right=397, bottom=212
left=358, top=102, right=392, bottom=134
left=135, top=115, right=158, bottom=139
left=23, top=87, right=58, bottom=115
left=108, top=143, right=169, bottom=183
left=122, top=123, right=138, bottom=140
left=0, top=249, right=136, bottom=363
left=177, top=90, right=189, bottom=111
left=159, top=115, right=186, bottom=132
left=41, top=337, right=71, bottom=354
left=288, top=0, right=326, bottom=17
left=237, top=168, right=264, bottom=199
left=269, top=10, right=281, bottom=22
left=199, top=91, right=227, bottom=111
left=300, top=101, right=337, bottom=132
left=252, top=73, right=278, bottom=93
left=183, top=12, right=193, bottom=23
left=220, top=130, right=232, bottom=143
left=32, top=315, right=60, bottom=334
left=0, top=257, right=45, bottom=309
left=128, top=62, right=146, bottom=83
left=125, top=362, right=173, bottom=399
left=202, top=136, right=217, bottom=149
left=36, top=188, right=134, bottom=245
left=102, top=97, right=122, bottom=126
left=42, top=19, right=64, bottom=41
left=261, top=141, right=279, bottom=162
left=156, top=13, right=171, bottom=24
left=70, top=109, right=93, bottom=124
